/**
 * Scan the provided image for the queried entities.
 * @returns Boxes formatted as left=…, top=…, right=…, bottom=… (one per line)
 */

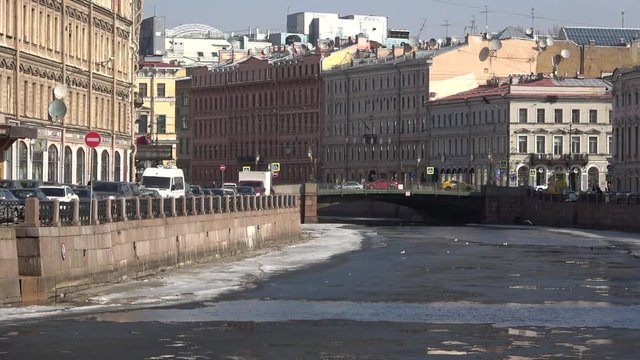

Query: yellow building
left=134, top=62, right=184, bottom=176
left=0, top=0, right=141, bottom=183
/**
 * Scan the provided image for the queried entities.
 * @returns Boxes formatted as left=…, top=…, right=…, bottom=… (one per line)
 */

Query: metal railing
left=1, top=193, right=298, bottom=227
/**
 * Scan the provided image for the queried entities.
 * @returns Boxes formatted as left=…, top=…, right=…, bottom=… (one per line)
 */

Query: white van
left=140, top=166, right=185, bottom=198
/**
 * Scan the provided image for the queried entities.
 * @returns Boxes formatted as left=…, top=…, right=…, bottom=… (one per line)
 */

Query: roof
left=495, top=26, right=530, bottom=40
left=432, top=76, right=611, bottom=103
left=560, top=26, right=640, bottom=46
left=166, top=24, right=225, bottom=39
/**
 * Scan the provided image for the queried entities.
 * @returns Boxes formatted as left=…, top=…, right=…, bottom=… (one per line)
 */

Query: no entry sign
left=220, top=164, right=226, bottom=172
left=85, top=131, right=101, bottom=148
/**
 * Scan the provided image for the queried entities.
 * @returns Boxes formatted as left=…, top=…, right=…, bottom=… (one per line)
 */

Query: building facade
left=134, top=62, right=183, bottom=178
left=0, top=0, right=141, bottom=183
left=287, top=12, right=388, bottom=45
left=321, top=53, right=431, bottom=186
left=610, top=66, right=640, bottom=192
left=429, top=76, right=612, bottom=191
left=190, top=52, right=323, bottom=186
left=175, top=72, right=192, bottom=182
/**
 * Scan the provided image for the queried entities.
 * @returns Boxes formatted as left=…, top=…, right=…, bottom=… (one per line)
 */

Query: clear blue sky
left=143, top=0, right=638, bottom=39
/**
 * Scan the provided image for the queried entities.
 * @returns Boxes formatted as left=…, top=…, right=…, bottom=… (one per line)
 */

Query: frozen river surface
left=1, top=224, right=640, bottom=359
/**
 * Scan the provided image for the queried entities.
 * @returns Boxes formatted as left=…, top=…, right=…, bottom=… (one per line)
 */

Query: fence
left=6, top=194, right=297, bottom=227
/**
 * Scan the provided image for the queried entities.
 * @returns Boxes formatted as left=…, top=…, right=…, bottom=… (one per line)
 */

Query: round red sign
left=85, top=131, right=101, bottom=148
left=219, top=164, right=226, bottom=172
left=272, top=172, right=279, bottom=178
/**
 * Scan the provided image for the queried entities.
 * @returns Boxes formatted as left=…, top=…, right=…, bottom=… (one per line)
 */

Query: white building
left=610, top=66, right=640, bottom=192
left=428, top=75, right=612, bottom=191
left=287, top=12, right=388, bottom=45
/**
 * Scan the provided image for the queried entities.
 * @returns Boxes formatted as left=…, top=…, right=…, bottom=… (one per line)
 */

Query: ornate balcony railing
left=528, top=153, right=589, bottom=166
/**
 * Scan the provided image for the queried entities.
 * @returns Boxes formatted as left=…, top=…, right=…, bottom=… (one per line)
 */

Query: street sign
left=426, top=166, right=434, bottom=175
left=499, top=160, right=508, bottom=169
left=85, top=131, right=101, bottom=148
left=242, top=166, right=251, bottom=172
left=272, top=172, right=279, bottom=178
left=529, top=169, right=536, bottom=176
left=220, top=164, right=226, bottom=172
left=271, top=162, right=281, bottom=172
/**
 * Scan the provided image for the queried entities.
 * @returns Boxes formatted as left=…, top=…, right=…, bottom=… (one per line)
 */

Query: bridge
left=316, top=187, right=485, bottom=225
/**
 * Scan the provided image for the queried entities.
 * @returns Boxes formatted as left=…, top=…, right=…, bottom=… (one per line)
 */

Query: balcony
left=528, top=153, right=589, bottom=166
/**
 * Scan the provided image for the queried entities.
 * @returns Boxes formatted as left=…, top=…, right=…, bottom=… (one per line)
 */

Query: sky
left=142, top=0, right=638, bottom=39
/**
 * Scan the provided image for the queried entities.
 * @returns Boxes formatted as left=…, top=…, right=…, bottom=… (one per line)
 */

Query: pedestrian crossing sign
left=271, top=162, right=281, bottom=172
left=426, top=166, right=435, bottom=175
left=243, top=166, right=251, bottom=172
left=499, top=160, right=508, bottom=169
left=529, top=169, right=536, bottom=176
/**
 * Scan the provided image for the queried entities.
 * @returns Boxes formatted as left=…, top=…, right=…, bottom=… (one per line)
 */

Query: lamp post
left=255, top=151, right=260, bottom=170
left=415, top=157, right=421, bottom=189
left=307, top=145, right=317, bottom=183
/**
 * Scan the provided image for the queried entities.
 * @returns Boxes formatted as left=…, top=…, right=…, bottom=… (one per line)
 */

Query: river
left=1, top=224, right=640, bottom=359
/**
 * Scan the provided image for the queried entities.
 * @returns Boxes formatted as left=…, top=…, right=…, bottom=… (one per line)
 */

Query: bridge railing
left=12, top=194, right=298, bottom=227
left=318, top=182, right=477, bottom=196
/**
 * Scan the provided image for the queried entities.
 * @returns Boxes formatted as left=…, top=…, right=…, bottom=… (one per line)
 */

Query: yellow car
left=441, top=179, right=474, bottom=191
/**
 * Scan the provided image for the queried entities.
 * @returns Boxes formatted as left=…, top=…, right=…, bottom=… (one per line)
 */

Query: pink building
left=190, top=52, right=322, bottom=186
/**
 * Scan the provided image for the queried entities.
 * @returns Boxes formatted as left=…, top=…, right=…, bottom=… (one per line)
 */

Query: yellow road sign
left=243, top=166, right=251, bottom=172
left=271, top=162, right=281, bottom=172
left=426, top=166, right=435, bottom=175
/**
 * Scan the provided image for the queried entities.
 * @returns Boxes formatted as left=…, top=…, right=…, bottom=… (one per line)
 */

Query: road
left=1, top=224, right=640, bottom=359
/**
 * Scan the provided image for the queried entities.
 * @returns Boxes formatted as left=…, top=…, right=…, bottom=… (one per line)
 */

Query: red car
left=367, top=179, right=398, bottom=189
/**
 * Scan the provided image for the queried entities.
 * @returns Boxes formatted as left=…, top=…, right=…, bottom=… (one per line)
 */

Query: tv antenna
left=441, top=20, right=453, bottom=39
left=417, top=18, right=427, bottom=41
left=480, top=5, right=491, bottom=32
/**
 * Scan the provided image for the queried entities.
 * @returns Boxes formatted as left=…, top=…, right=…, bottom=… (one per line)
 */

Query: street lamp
left=307, top=144, right=317, bottom=183
left=255, top=151, right=260, bottom=170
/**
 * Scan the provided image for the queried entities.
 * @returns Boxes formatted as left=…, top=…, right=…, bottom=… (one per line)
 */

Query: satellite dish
left=560, top=49, right=571, bottom=59
left=53, top=84, right=68, bottom=99
left=428, top=38, right=437, bottom=48
left=485, top=32, right=493, bottom=40
left=262, top=46, right=271, bottom=55
left=489, top=39, right=502, bottom=51
left=538, top=39, right=547, bottom=49
left=525, top=28, right=533, bottom=36
left=48, top=99, right=67, bottom=120
left=546, top=37, right=555, bottom=47
left=436, top=38, right=443, bottom=45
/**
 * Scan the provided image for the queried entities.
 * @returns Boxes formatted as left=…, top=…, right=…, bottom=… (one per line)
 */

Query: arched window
left=91, top=149, right=98, bottom=181
left=76, top=148, right=85, bottom=185
left=18, top=142, right=28, bottom=179
left=47, top=145, right=59, bottom=183
left=33, top=143, right=44, bottom=180
left=4, top=146, right=12, bottom=179
left=114, top=152, right=121, bottom=181
left=64, top=146, right=73, bottom=184
left=101, top=150, right=110, bottom=181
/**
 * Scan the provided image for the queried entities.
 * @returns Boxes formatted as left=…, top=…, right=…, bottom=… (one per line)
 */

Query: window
left=18, top=142, right=28, bottom=179
left=157, top=83, right=165, bottom=97
left=63, top=146, right=72, bottom=184
left=536, top=108, right=545, bottom=123
left=571, top=109, right=580, bottom=124
left=100, top=150, right=109, bottom=181
left=138, top=83, right=147, bottom=98
left=47, top=145, right=58, bottom=183
left=76, top=148, right=85, bottom=185
left=157, top=115, right=166, bottom=133
left=518, top=136, right=528, bottom=153
left=571, top=136, right=580, bottom=154
left=518, top=108, right=528, bottom=123
left=33, top=145, right=43, bottom=180
left=114, top=152, right=121, bottom=182
left=138, top=114, right=148, bottom=134
left=589, top=109, right=597, bottom=124
left=553, top=136, right=563, bottom=155
left=536, top=136, right=546, bottom=154
left=554, top=109, right=563, bottom=123
left=197, top=51, right=204, bottom=57
left=588, top=136, right=598, bottom=154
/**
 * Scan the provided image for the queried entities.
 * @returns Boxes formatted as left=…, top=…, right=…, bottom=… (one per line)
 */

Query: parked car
left=441, top=179, right=474, bottom=191
left=0, top=189, right=21, bottom=224
left=90, top=181, right=140, bottom=200
left=140, top=188, right=162, bottom=198
left=336, top=181, right=364, bottom=190
left=367, top=179, right=398, bottom=190
left=71, top=187, right=96, bottom=201
left=0, top=189, right=18, bottom=200
left=211, top=188, right=236, bottom=196
left=534, top=183, right=548, bottom=192
left=236, top=185, right=256, bottom=195
left=190, top=185, right=204, bottom=196
left=9, top=188, right=49, bottom=201
left=0, top=180, right=23, bottom=189
left=39, top=185, right=79, bottom=202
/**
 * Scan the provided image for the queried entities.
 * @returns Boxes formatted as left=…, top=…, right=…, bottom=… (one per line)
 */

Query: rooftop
left=559, top=26, right=640, bottom=47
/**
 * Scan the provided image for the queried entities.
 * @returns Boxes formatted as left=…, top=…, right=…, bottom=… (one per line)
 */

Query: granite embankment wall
left=484, top=185, right=640, bottom=231
left=1, top=205, right=301, bottom=305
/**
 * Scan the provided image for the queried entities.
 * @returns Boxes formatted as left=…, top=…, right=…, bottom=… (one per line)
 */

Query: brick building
left=190, top=52, right=322, bottom=186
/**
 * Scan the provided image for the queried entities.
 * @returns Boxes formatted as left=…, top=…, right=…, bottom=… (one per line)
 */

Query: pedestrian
left=596, top=185, right=603, bottom=194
